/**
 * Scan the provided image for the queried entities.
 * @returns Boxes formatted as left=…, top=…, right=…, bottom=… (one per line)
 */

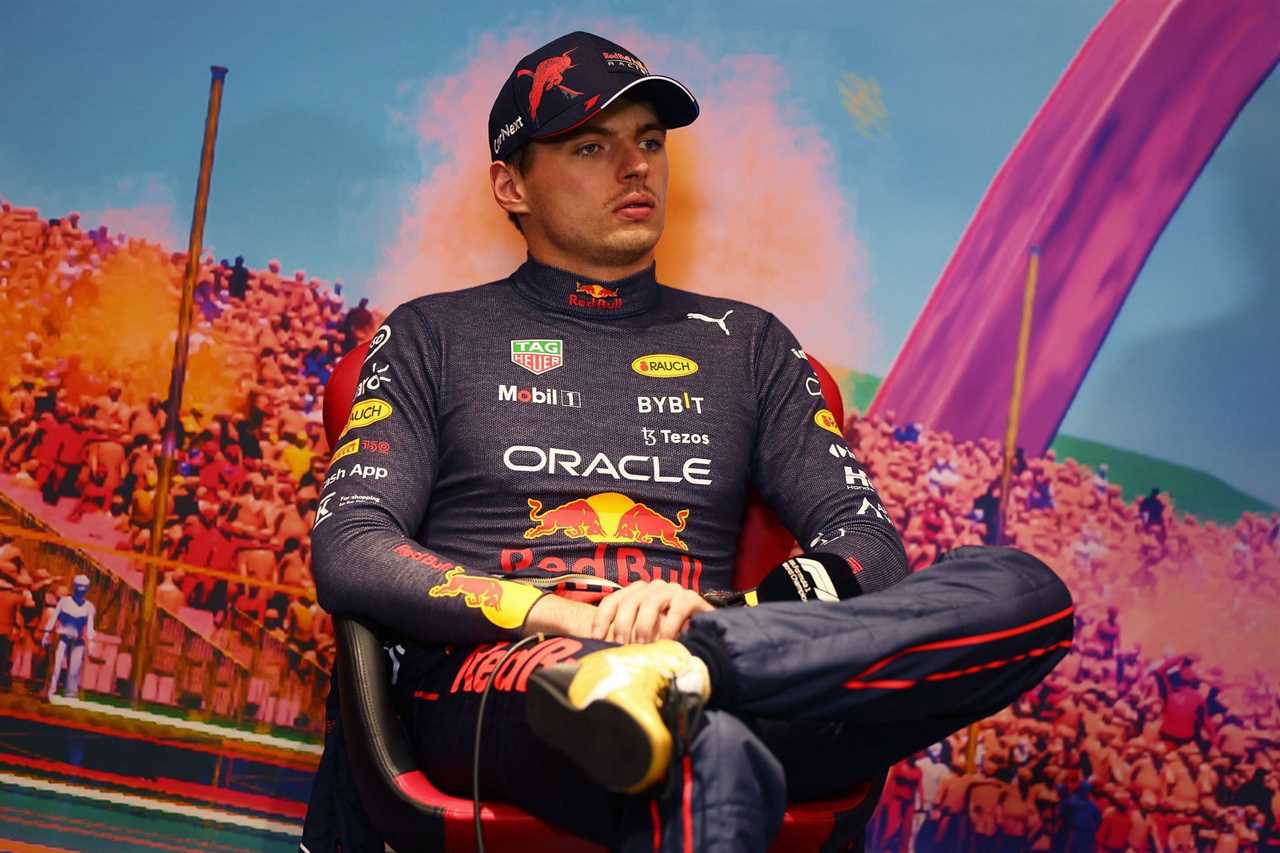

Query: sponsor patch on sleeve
left=339, top=398, right=394, bottom=438
left=331, top=437, right=361, bottom=464
left=814, top=408, right=842, bottom=436
left=429, top=567, right=543, bottom=629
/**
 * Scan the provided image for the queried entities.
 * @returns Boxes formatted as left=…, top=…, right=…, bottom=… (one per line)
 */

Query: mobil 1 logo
left=498, top=385, right=582, bottom=408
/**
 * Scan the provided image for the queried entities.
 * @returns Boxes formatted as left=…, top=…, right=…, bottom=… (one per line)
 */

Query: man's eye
left=640, top=137, right=665, bottom=151
left=576, top=143, right=601, bottom=156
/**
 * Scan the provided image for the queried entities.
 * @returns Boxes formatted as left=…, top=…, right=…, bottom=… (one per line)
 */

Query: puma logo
left=686, top=310, right=733, bottom=336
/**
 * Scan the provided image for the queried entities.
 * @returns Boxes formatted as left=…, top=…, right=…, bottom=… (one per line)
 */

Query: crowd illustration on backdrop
left=0, top=201, right=1278, bottom=850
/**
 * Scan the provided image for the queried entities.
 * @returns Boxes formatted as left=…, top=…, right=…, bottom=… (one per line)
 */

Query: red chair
left=322, top=341, right=885, bottom=852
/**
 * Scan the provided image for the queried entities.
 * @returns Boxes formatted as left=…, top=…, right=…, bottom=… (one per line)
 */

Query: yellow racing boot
left=526, top=640, right=711, bottom=793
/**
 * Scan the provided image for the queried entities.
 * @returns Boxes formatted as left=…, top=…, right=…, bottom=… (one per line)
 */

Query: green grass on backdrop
left=834, top=370, right=1273, bottom=524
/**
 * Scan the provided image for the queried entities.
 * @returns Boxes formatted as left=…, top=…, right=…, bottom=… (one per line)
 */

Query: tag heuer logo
left=511, top=339, right=563, bottom=375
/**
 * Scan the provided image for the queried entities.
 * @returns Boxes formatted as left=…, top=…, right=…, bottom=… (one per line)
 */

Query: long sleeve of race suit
left=750, top=315, right=909, bottom=595
left=310, top=305, right=545, bottom=646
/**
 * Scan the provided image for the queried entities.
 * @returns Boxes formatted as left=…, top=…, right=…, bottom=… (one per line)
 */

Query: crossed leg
left=397, top=546, right=1072, bottom=850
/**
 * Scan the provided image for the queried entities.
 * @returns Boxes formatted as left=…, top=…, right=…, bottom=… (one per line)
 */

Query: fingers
left=631, top=586, right=671, bottom=644
left=594, top=581, right=712, bottom=644
left=604, top=583, right=646, bottom=643
left=597, top=580, right=673, bottom=644
left=663, top=594, right=714, bottom=640
left=591, top=589, right=620, bottom=640
left=658, top=596, right=696, bottom=641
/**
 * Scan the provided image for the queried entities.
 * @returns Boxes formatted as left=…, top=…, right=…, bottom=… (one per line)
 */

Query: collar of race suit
left=510, top=254, right=660, bottom=319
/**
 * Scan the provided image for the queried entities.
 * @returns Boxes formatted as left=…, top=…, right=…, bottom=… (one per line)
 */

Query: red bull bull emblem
left=570, top=282, right=623, bottom=311
left=576, top=282, right=619, bottom=299
left=524, top=491, right=690, bottom=551
left=428, top=567, right=542, bottom=629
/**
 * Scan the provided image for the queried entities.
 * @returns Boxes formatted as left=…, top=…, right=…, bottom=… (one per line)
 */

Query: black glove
left=703, top=553, right=863, bottom=607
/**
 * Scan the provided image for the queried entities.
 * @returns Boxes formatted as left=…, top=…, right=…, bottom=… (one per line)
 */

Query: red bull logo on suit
left=523, top=491, right=690, bottom=550
left=570, top=282, right=623, bottom=310
left=501, top=544, right=704, bottom=592
left=427, top=566, right=543, bottom=629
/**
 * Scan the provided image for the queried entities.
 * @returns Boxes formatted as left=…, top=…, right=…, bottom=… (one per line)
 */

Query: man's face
left=515, top=100, right=669, bottom=268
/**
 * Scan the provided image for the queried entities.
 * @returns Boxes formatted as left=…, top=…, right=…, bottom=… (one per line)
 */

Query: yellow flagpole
left=966, top=245, right=1040, bottom=775
left=998, top=246, right=1041, bottom=545
left=132, top=66, right=229, bottom=706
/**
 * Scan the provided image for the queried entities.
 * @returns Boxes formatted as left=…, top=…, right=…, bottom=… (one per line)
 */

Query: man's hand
left=523, top=593, right=597, bottom=639
left=591, top=580, right=713, bottom=644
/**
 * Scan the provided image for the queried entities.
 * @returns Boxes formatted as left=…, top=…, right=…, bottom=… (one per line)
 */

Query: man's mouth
left=613, top=193, right=656, bottom=221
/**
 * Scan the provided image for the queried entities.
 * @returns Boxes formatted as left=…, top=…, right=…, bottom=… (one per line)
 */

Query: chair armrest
left=335, top=616, right=449, bottom=850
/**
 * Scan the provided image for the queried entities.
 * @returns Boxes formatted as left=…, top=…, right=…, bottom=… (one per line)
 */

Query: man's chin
left=597, top=226, right=661, bottom=264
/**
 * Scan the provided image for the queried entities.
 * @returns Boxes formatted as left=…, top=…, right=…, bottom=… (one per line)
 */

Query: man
left=0, top=573, right=36, bottom=688
left=1138, top=486, right=1167, bottom=536
left=340, top=297, right=374, bottom=352
left=42, top=574, right=95, bottom=700
left=304, top=31, right=1073, bottom=851
left=228, top=255, right=250, bottom=301
left=67, top=422, right=127, bottom=522
left=1154, top=655, right=1212, bottom=752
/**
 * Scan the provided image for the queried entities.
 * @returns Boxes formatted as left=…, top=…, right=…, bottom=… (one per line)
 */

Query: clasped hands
left=524, top=579, right=713, bottom=644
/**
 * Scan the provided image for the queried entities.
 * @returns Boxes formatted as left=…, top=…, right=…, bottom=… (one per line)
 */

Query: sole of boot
left=525, top=664, right=658, bottom=793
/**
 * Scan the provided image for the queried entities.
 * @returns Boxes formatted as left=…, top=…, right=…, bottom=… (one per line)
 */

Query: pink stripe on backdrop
left=869, top=0, right=1280, bottom=454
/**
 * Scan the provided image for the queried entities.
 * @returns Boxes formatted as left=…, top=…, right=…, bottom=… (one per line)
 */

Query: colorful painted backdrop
left=1, top=1, right=1277, bottom=850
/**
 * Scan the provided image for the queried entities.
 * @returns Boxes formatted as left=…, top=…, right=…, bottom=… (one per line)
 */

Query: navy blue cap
left=489, top=31, right=699, bottom=162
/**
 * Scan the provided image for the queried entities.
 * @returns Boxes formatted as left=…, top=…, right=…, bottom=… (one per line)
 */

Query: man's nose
left=619, top=145, right=650, bottom=181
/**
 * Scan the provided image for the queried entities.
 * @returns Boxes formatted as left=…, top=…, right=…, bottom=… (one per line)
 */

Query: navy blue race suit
left=301, top=258, right=1074, bottom=852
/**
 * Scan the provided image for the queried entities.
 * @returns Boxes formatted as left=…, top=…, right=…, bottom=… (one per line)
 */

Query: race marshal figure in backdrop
left=302, top=31, right=1075, bottom=852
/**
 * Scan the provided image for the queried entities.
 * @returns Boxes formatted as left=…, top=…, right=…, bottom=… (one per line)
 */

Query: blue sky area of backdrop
left=2, top=1, right=1276, bottom=506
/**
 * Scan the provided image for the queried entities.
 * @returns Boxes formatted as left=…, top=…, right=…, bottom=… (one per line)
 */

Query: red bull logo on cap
left=524, top=491, right=690, bottom=551
left=601, top=51, right=648, bottom=74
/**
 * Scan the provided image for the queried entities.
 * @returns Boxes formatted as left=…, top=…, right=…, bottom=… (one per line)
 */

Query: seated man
left=303, top=31, right=1074, bottom=852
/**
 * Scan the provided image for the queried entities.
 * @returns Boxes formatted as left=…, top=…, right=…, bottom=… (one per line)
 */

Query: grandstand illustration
left=1, top=1, right=1278, bottom=850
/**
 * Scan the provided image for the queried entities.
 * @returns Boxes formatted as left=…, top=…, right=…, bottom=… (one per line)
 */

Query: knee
left=1005, top=547, right=1073, bottom=610
left=942, top=545, right=1074, bottom=610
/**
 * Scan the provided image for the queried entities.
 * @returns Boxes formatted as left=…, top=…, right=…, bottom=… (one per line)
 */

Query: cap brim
left=534, top=75, right=699, bottom=140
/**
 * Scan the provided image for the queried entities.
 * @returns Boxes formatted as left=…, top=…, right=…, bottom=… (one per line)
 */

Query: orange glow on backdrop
left=1104, top=538, right=1278, bottom=688
left=43, top=243, right=250, bottom=413
left=376, top=29, right=876, bottom=371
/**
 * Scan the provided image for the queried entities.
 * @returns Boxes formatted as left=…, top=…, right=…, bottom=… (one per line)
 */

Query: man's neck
left=510, top=253, right=659, bottom=319
left=523, top=242, right=654, bottom=282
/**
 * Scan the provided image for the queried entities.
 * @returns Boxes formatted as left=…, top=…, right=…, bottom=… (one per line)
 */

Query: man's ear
left=490, top=161, right=531, bottom=218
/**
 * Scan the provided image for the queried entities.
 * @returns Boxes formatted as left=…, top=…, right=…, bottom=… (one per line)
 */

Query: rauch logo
left=631, top=354, right=698, bottom=378
left=339, top=398, right=393, bottom=438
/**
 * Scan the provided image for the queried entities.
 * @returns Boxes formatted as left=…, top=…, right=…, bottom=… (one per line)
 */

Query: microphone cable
left=473, top=632, right=545, bottom=853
